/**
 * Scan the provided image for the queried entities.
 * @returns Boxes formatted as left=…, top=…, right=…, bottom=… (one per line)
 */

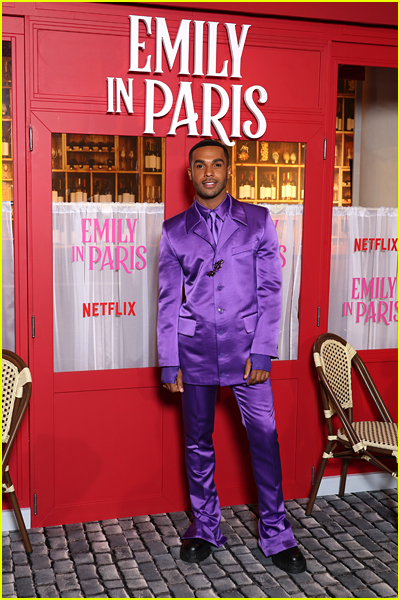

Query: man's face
left=188, top=146, right=232, bottom=202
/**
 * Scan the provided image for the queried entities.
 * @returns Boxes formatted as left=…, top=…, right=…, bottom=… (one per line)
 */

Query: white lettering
left=168, top=82, right=199, bottom=136
left=144, top=79, right=174, bottom=134
left=243, top=85, right=268, bottom=138
left=206, top=22, right=228, bottom=77
left=193, top=20, right=205, bottom=76
left=129, top=15, right=152, bottom=73
left=155, top=17, right=191, bottom=75
left=115, top=78, right=134, bottom=114
left=230, top=84, right=242, bottom=137
left=225, top=23, right=251, bottom=78
left=201, top=83, right=233, bottom=146
left=106, top=77, right=114, bottom=113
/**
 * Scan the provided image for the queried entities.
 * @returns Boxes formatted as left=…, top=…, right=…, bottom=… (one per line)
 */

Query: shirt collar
left=195, top=193, right=230, bottom=222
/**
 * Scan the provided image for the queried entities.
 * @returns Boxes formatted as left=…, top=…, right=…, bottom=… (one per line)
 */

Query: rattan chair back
left=2, top=349, right=32, bottom=553
left=306, top=333, right=397, bottom=516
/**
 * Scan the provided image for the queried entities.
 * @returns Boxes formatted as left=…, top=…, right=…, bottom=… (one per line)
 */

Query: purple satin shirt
left=157, top=195, right=282, bottom=386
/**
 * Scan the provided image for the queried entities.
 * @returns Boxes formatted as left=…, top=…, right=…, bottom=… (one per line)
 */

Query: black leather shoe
left=271, top=546, right=306, bottom=573
left=180, top=538, right=211, bottom=563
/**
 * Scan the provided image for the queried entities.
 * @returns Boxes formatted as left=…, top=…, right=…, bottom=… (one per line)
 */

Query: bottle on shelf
left=69, top=158, right=77, bottom=170
left=78, top=140, right=84, bottom=150
left=58, top=178, right=64, bottom=203
left=281, top=173, right=286, bottom=200
left=271, top=175, right=277, bottom=200
left=83, top=179, right=88, bottom=202
left=151, top=144, right=157, bottom=171
left=123, top=179, right=130, bottom=203
left=107, top=158, right=114, bottom=171
left=120, top=147, right=126, bottom=170
left=76, top=178, right=83, bottom=202
left=93, top=182, right=100, bottom=203
left=52, top=179, right=58, bottom=202
left=128, top=149, right=135, bottom=171
left=249, top=172, right=255, bottom=200
left=118, top=181, right=123, bottom=203
left=105, top=183, right=113, bottom=203
left=156, top=146, right=161, bottom=171
left=290, top=173, right=297, bottom=199
left=2, top=130, right=10, bottom=157
left=238, top=173, right=245, bottom=199
left=70, top=179, right=77, bottom=203
left=97, top=162, right=103, bottom=170
left=87, top=141, right=94, bottom=151
left=145, top=142, right=151, bottom=170
left=336, top=100, right=342, bottom=131
left=243, top=172, right=251, bottom=200
left=266, top=174, right=272, bottom=200
left=88, top=158, right=95, bottom=171
left=98, top=142, right=103, bottom=152
left=285, top=173, right=292, bottom=200
left=259, top=175, right=267, bottom=201
left=129, top=180, right=135, bottom=203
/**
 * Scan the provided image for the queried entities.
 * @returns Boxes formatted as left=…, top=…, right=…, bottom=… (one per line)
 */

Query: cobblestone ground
left=2, top=490, right=398, bottom=598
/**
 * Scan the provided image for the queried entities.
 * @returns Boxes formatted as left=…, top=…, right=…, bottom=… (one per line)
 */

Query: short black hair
left=189, top=139, right=230, bottom=166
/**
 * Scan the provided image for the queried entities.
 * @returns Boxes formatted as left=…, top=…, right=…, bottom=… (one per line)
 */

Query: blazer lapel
left=216, top=196, right=248, bottom=252
left=186, top=202, right=215, bottom=248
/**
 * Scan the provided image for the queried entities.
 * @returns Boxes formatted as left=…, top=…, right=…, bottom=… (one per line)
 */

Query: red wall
left=2, top=2, right=397, bottom=525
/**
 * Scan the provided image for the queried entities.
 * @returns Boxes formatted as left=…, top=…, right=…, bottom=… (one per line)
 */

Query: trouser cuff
left=258, top=520, right=298, bottom=557
left=182, top=521, right=228, bottom=547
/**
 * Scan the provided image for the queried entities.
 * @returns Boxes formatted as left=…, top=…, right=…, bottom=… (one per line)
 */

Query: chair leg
left=306, top=441, right=333, bottom=515
left=339, top=458, right=349, bottom=496
left=3, top=470, right=32, bottom=554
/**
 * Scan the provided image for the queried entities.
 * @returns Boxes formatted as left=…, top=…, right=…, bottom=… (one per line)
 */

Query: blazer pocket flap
left=242, top=312, right=258, bottom=333
left=178, top=317, right=196, bottom=337
left=232, top=241, right=258, bottom=255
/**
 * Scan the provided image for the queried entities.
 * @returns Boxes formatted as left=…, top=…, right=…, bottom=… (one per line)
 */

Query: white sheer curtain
left=2, top=201, right=15, bottom=351
left=53, top=203, right=164, bottom=372
left=328, top=207, right=397, bottom=349
left=258, top=204, right=303, bottom=360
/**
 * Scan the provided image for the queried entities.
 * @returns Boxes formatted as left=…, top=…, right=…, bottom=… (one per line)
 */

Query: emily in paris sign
left=106, top=16, right=267, bottom=146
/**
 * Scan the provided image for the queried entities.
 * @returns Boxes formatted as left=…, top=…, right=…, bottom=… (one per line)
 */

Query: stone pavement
left=2, top=489, right=398, bottom=598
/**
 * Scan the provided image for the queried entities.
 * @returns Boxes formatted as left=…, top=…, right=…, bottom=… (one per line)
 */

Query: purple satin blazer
left=157, top=195, right=282, bottom=386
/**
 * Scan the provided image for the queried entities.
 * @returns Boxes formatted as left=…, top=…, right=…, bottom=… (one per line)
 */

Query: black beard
left=193, top=177, right=227, bottom=200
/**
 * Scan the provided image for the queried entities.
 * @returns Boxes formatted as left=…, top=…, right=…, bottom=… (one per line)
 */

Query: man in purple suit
left=157, top=140, right=306, bottom=573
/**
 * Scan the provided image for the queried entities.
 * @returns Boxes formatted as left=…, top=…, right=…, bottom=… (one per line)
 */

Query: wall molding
left=2, top=508, right=31, bottom=533
left=317, top=471, right=397, bottom=497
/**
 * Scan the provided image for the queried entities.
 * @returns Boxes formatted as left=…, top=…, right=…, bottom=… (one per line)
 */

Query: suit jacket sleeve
left=251, top=208, right=282, bottom=359
left=157, top=222, right=183, bottom=368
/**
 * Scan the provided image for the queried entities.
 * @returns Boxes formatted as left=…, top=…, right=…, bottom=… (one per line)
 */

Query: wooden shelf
left=52, top=134, right=165, bottom=203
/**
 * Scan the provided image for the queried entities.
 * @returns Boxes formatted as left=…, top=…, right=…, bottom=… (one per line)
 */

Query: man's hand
left=163, top=368, right=184, bottom=393
left=243, top=357, right=269, bottom=386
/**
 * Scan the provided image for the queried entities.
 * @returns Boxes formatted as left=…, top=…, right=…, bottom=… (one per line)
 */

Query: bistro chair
left=306, top=333, right=397, bottom=515
left=2, top=349, right=33, bottom=553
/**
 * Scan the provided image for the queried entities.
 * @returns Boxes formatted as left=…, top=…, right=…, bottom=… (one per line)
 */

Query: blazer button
left=217, top=308, right=223, bottom=313
left=218, top=330, right=224, bottom=336
left=217, top=284, right=223, bottom=291
left=219, top=352, right=225, bottom=358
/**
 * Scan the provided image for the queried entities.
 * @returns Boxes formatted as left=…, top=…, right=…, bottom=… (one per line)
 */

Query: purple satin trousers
left=181, top=379, right=297, bottom=557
